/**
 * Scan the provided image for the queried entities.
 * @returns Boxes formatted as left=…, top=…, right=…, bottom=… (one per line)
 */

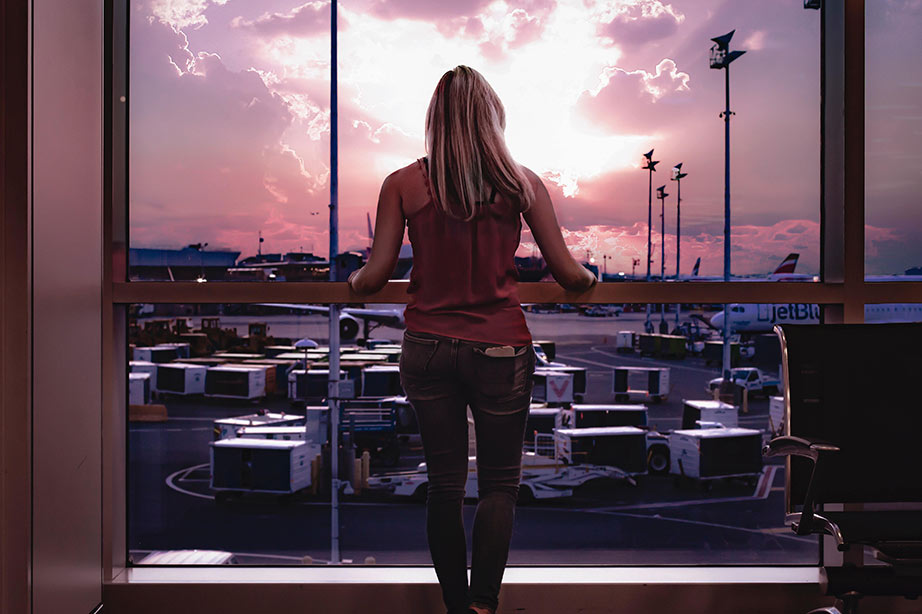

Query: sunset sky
left=129, top=0, right=922, bottom=277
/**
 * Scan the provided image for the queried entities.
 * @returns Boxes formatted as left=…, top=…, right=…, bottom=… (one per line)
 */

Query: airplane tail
left=772, top=253, right=799, bottom=275
left=691, top=257, right=701, bottom=277
left=366, top=212, right=374, bottom=242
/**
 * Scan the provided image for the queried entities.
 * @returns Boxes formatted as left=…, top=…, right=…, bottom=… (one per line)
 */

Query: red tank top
left=403, top=158, right=532, bottom=346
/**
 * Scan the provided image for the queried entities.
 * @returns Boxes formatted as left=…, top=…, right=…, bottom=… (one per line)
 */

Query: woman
left=348, top=65, right=596, bottom=614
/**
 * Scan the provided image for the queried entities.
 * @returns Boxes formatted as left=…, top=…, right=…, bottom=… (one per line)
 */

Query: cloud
left=576, top=58, right=690, bottom=134
left=149, top=0, right=230, bottom=30
left=593, top=0, right=685, bottom=47
left=129, top=16, right=330, bottom=253
left=231, top=1, right=338, bottom=37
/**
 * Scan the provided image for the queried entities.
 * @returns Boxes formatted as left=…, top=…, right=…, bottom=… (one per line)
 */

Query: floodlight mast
left=642, top=150, right=659, bottom=333
left=671, top=164, right=687, bottom=327
left=710, top=30, right=745, bottom=381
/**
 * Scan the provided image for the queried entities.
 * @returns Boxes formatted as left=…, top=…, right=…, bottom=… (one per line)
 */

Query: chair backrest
left=778, top=323, right=922, bottom=513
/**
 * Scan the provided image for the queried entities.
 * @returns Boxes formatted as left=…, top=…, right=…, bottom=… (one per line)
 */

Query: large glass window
left=129, top=0, right=820, bottom=283
left=865, top=1, right=922, bottom=280
left=128, top=302, right=818, bottom=565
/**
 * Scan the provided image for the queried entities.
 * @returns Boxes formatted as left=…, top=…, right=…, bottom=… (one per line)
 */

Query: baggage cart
left=669, top=427, right=763, bottom=486
left=681, top=400, right=738, bottom=430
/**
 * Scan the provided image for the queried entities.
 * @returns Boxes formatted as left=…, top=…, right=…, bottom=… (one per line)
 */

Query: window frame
left=102, top=0, right=922, bottom=609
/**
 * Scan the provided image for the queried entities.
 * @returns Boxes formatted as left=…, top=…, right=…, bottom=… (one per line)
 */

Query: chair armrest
left=762, top=436, right=840, bottom=536
left=762, top=436, right=840, bottom=461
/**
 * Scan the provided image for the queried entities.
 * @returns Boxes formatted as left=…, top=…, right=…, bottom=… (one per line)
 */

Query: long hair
left=425, top=66, right=534, bottom=221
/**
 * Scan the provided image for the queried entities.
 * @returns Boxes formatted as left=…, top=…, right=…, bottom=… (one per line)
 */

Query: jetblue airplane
left=710, top=303, right=922, bottom=333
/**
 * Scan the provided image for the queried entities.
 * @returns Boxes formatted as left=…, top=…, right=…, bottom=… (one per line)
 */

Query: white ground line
left=591, top=510, right=814, bottom=544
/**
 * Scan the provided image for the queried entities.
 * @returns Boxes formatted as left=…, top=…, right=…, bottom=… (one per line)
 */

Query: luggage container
left=287, top=369, right=347, bottom=401
left=615, top=331, right=635, bottom=353
left=539, top=366, right=587, bottom=398
left=129, top=360, right=158, bottom=391
left=155, top=363, right=206, bottom=395
left=235, top=426, right=308, bottom=441
left=205, top=365, right=266, bottom=400
left=129, top=372, right=151, bottom=405
left=533, top=369, right=574, bottom=405
left=553, top=427, right=648, bottom=475
left=527, top=404, right=561, bottom=436
left=769, top=395, right=785, bottom=436
left=133, top=346, right=179, bottom=363
left=362, top=365, right=403, bottom=397
left=156, top=342, right=191, bottom=359
left=264, top=345, right=297, bottom=358
left=613, top=367, right=670, bottom=403
left=240, top=359, right=297, bottom=396
left=210, top=439, right=316, bottom=495
left=533, top=339, right=557, bottom=361
left=638, top=334, right=686, bottom=358
left=212, top=352, right=266, bottom=361
left=669, top=427, right=763, bottom=482
left=213, top=411, right=305, bottom=441
left=703, top=341, right=741, bottom=367
left=681, top=400, right=738, bottom=430
left=558, top=404, right=648, bottom=430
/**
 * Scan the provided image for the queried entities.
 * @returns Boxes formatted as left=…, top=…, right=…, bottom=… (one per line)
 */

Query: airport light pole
left=656, top=185, right=669, bottom=330
left=710, top=30, right=745, bottom=380
left=671, top=164, right=687, bottom=328
left=642, top=150, right=659, bottom=333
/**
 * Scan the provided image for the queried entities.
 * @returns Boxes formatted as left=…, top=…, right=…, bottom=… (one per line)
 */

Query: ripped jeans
left=399, top=330, right=536, bottom=614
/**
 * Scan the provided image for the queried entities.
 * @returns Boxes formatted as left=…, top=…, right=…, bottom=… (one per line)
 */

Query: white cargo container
left=155, top=342, right=191, bottom=359
left=557, top=404, right=648, bottom=430
left=613, top=366, right=670, bottom=403
left=533, top=369, right=573, bottom=404
left=553, top=426, right=648, bottom=474
left=205, top=365, right=266, bottom=400
left=155, top=363, right=206, bottom=395
left=681, top=400, right=739, bottom=430
left=213, top=411, right=304, bottom=441
left=669, top=427, right=763, bottom=480
left=133, top=346, right=179, bottom=363
left=769, top=395, right=785, bottom=436
left=129, top=361, right=158, bottom=391
left=129, top=372, right=151, bottom=405
left=236, top=426, right=308, bottom=441
left=362, top=365, right=402, bottom=397
left=210, top=439, right=314, bottom=494
left=615, top=331, right=636, bottom=352
left=287, top=369, right=346, bottom=400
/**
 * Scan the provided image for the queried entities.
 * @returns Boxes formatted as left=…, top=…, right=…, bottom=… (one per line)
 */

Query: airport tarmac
left=129, top=313, right=815, bottom=566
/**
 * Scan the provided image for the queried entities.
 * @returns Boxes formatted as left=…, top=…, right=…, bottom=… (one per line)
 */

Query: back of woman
left=347, top=65, right=596, bottom=614
left=403, top=156, right=532, bottom=346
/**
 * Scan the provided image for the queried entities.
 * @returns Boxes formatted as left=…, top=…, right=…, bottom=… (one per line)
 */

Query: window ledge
left=104, top=566, right=922, bottom=613
left=111, top=565, right=821, bottom=585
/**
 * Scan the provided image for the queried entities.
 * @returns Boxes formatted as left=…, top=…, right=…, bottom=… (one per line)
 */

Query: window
left=105, top=0, right=921, bottom=608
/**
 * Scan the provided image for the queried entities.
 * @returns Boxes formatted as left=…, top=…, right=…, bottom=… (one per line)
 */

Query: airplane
left=710, top=302, right=922, bottom=333
left=682, top=253, right=816, bottom=282
left=259, top=213, right=411, bottom=341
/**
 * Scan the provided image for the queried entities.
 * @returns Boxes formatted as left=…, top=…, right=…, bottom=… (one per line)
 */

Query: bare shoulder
left=520, top=166, right=548, bottom=195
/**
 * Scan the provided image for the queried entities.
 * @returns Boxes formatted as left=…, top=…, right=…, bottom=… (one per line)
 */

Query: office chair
left=763, top=323, right=922, bottom=614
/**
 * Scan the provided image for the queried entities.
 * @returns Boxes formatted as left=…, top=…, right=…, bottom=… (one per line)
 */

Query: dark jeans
left=399, top=330, right=536, bottom=614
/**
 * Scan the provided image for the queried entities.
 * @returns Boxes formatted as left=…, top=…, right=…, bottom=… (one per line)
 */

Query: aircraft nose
left=710, top=312, right=724, bottom=328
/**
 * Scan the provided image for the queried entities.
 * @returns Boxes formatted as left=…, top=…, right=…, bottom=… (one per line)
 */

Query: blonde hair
left=425, top=66, right=534, bottom=221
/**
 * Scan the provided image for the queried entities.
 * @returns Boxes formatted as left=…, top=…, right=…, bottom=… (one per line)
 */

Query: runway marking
left=165, top=464, right=214, bottom=500
left=587, top=510, right=814, bottom=544
left=592, top=467, right=779, bottom=512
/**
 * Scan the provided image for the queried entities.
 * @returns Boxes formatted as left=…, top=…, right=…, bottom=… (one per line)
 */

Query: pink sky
left=129, top=0, right=921, bottom=277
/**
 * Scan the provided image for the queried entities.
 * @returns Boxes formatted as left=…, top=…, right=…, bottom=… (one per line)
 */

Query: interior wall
left=32, top=0, right=104, bottom=612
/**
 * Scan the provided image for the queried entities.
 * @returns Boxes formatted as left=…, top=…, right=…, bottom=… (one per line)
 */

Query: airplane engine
left=339, top=314, right=361, bottom=340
